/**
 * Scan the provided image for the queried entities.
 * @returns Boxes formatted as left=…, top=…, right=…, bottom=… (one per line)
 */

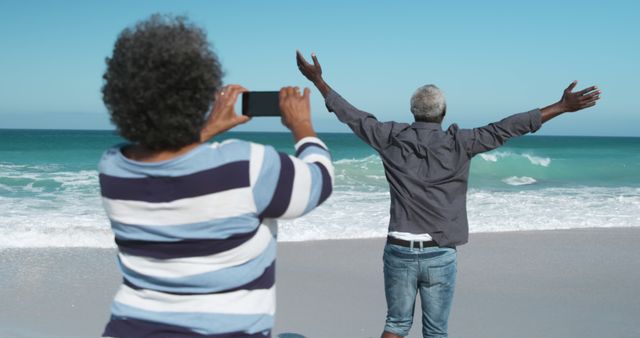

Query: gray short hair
left=410, top=85, right=446, bottom=121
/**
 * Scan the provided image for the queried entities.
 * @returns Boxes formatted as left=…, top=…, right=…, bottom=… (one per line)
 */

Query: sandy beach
left=1, top=227, right=639, bottom=338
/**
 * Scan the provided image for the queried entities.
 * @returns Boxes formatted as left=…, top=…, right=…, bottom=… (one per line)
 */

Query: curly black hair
left=102, top=14, right=223, bottom=150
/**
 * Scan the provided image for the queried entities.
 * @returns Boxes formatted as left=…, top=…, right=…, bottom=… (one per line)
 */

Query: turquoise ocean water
left=1, top=129, right=639, bottom=247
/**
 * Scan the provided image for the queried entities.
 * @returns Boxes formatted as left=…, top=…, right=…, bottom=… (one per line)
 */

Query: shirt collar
left=411, top=121, right=443, bottom=130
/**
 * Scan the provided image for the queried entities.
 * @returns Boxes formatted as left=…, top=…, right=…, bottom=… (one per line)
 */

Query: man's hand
left=558, top=81, right=600, bottom=112
left=541, top=81, right=601, bottom=123
left=200, top=84, right=251, bottom=142
left=279, top=86, right=316, bottom=141
left=296, top=50, right=332, bottom=97
left=296, top=50, right=322, bottom=82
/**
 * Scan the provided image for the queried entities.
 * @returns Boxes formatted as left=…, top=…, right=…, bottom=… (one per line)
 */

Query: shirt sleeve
left=459, top=109, right=542, bottom=157
left=325, top=89, right=404, bottom=152
left=250, top=137, right=334, bottom=220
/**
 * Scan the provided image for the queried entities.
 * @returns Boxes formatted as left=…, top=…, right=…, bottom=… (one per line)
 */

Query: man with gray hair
left=410, top=85, right=447, bottom=123
left=296, top=51, right=600, bottom=338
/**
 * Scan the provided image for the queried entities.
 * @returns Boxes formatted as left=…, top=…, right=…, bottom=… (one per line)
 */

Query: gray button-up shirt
left=325, top=90, right=542, bottom=246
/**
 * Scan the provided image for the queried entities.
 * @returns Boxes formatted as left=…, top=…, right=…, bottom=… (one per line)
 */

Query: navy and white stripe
left=254, top=137, right=333, bottom=219
left=99, top=137, right=333, bottom=338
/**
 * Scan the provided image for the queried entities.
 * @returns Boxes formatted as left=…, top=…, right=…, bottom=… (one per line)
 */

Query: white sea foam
left=0, top=183, right=16, bottom=192
left=479, top=153, right=499, bottom=162
left=2, top=185, right=640, bottom=247
left=0, top=222, right=114, bottom=248
left=479, top=151, right=510, bottom=162
left=0, top=169, right=112, bottom=248
left=2, top=158, right=640, bottom=247
left=466, top=187, right=640, bottom=233
left=479, top=151, right=551, bottom=167
left=278, top=186, right=640, bottom=241
left=523, top=154, right=551, bottom=167
left=278, top=190, right=391, bottom=241
left=24, top=182, right=45, bottom=193
left=502, top=176, right=537, bottom=186
left=334, top=155, right=380, bottom=165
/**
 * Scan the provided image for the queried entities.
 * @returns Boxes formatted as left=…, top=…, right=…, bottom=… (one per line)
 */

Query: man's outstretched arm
left=296, top=51, right=401, bottom=151
left=462, top=81, right=601, bottom=156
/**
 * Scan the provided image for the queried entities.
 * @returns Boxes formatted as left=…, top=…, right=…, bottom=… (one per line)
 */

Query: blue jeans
left=383, top=243, right=457, bottom=338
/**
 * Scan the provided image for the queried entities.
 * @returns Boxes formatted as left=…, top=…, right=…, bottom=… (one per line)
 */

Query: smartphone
left=242, top=91, right=281, bottom=117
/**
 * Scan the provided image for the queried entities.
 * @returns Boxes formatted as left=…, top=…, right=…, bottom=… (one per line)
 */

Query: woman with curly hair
left=99, top=14, right=333, bottom=338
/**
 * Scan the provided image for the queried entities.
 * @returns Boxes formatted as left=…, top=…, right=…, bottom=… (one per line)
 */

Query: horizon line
left=1, top=128, right=639, bottom=139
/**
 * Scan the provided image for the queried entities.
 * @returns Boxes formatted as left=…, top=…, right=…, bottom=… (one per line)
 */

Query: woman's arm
left=253, top=87, right=334, bottom=219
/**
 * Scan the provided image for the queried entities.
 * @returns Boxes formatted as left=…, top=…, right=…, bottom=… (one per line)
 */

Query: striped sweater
left=98, top=136, right=333, bottom=338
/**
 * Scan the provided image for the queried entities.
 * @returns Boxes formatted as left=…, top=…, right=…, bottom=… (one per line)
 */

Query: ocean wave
left=23, top=182, right=46, bottom=193
left=466, top=187, right=640, bottom=233
left=523, top=154, right=551, bottom=167
left=2, top=186, right=640, bottom=247
left=0, top=194, right=113, bottom=248
left=0, top=162, right=63, bottom=172
left=479, top=153, right=500, bottom=162
left=0, top=169, right=98, bottom=196
left=502, top=176, right=537, bottom=186
left=0, top=167, right=107, bottom=248
left=0, top=183, right=16, bottom=192
left=333, top=155, right=387, bottom=191
left=0, top=224, right=114, bottom=248
left=479, top=151, right=551, bottom=167
left=334, top=155, right=380, bottom=165
left=2, top=152, right=639, bottom=247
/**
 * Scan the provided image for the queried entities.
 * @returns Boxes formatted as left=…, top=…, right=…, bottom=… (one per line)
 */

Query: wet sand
left=1, top=228, right=639, bottom=338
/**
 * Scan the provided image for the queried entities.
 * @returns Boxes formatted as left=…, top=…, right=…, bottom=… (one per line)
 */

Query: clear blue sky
left=0, top=0, right=638, bottom=136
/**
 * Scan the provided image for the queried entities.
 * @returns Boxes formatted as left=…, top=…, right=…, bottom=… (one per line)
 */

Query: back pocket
left=427, top=255, right=457, bottom=287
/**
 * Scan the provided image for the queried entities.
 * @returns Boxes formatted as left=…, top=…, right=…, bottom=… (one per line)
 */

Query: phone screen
left=242, top=91, right=281, bottom=117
